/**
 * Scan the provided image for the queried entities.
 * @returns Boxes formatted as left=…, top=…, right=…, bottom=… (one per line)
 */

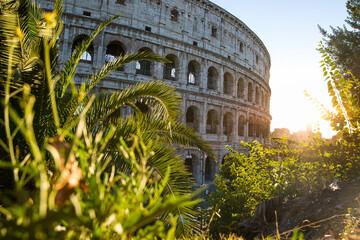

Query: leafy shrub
left=0, top=125, right=200, bottom=239
left=208, top=137, right=336, bottom=237
left=0, top=0, right=211, bottom=238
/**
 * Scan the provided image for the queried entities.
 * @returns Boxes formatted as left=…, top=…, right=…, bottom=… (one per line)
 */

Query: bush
left=0, top=128, right=200, bottom=239
left=0, top=0, right=208, bottom=238
left=208, top=137, right=336, bottom=237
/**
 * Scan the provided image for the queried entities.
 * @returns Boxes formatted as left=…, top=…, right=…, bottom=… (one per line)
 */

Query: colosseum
left=39, top=0, right=272, bottom=186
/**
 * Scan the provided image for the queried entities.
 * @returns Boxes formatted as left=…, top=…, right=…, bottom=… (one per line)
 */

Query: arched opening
left=135, top=100, right=149, bottom=115
left=207, top=67, right=218, bottom=90
left=223, top=72, right=234, bottom=95
left=248, top=82, right=253, bottom=102
left=163, top=54, right=178, bottom=80
left=108, top=107, right=122, bottom=120
left=105, top=41, right=126, bottom=70
left=205, top=157, right=213, bottom=181
left=136, top=47, right=153, bottom=76
left=248, top=117, right=254, bottom=137
left=187, top=60, right=200, bottom=85
left=221, top=154, right=229, bottom=165
left=256, top=119, right=262, bottom=137
left=223, top=112, right=233, bottom=136
left=170, top=8, right=179, bottom=22
left=238, top=115, right=245, bottom=136
left=206, top=109, right=218, bottom=134
left=211, top=26, right=217, bottom=38
left=237, top=78, right=245, bottom=99
left=186, top=106, right=199, bottom=132
left=184, top=155, right=193, bottom=175
left=72, top=35, right=94, bottom=63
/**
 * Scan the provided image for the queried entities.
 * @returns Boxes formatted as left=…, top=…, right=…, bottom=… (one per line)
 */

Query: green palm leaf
left=99, top=118, right=204, bottom=237
left=59, top=53, right=169, bottom=129
left=85, top=81, right=181, bottom=129
left=56, top=14, right=120, bottom=97
left=0, top=0, right=213, bottom=237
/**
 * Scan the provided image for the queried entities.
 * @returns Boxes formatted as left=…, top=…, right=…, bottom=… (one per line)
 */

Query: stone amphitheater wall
left=39, top=0, right=272, bottom=185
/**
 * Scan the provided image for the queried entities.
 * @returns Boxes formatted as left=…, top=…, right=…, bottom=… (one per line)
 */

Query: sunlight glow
left=271, top=90, right=336, bottom=138
left=209, top=0, right=346, bottom=139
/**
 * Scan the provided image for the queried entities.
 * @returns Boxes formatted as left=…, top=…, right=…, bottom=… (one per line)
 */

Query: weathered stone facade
left=39, top=0, right=272, bottom=185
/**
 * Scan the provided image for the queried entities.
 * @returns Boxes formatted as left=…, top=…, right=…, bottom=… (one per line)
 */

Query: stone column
left=200, top=59, right=208, bottom=89
left=219, top=105, right=224, bottom=139
left=95, top=31, right=105, bottom=70
left=201, top=102, right=207, bottom=134
left=245, top=111, right=249, bottom=138
left=219, top=66, right=224, bottom=95
left=61, top=22, right=71, bottom=64
left=234, top=108, right=239, bottom=142
left=154, top=46, right=163, bottom=79
left=232, top=74, right=236, bottom=98
left=181, top=97, right=187, bottom=124
left=179, top=53, right=188, bottom=86
left=235, top=75, right=239, bottom=99
left=127, top=36, right=137, bottom=75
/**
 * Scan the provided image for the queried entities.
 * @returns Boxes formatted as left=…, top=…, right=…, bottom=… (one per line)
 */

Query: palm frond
left=108, top=114, right=213, bottom=157
left=147, top=120, right=214, bottom=158
left=102, top=118, right=202, bottom=237
left=0, top=0, right=65, bottom=149
left=148, top=141, right=201, bottom=237
left=0, top=9, right=22, bottom=80
left=0, top=1, right=211, bottom=236
left=59, top=52, right=168, bottom=127
left=85, top=51, right=167, bottom=92
left=103, top=116, right=212, bottom=236
left=64, top=80, right=182, bottom=130
left=57, top=14, right=120, bottom=97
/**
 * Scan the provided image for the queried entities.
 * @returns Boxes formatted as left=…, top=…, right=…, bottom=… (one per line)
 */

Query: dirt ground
left=237, top=179, right=360, bottom=239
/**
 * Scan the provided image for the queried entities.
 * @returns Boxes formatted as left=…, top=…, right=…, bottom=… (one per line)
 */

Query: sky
left=210, top=0, right=349, bottom=138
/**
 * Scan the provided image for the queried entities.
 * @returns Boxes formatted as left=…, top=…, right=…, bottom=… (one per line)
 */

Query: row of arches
left=184, top=150, right=264, bottom=183
left=166, top=59, right=270, bottom=109
left=185, top=155, right=215, bottom=182
left=71, top=35, right=270, bottom=109
left=186, top=107, right=270, bottom=138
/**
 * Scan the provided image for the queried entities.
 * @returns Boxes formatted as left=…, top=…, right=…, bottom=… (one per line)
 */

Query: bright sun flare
left=272, top=94, right=336, bottom=139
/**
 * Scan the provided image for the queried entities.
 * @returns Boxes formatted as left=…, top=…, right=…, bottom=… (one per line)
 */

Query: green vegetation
left=1, top=0, right=360, bottom=239
left=208, top=54, right=360, bottom=238
left=319, top=0, right=360, bottom=135
left=319, top=0, right=360, bottom=80
left=207, top=0, right=360, bottom=238
left=0, top=0, right=212, bottom=238
left=208, top=137, right=336, bottom=237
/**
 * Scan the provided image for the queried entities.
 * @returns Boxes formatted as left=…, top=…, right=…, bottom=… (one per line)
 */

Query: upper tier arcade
left=40, top=0, right=270, bottom=84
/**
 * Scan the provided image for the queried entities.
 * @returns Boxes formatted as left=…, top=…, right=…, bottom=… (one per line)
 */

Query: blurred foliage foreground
left=0, top=0, right=214, bottom=239
left=2, top=0, right=360, bottom=239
